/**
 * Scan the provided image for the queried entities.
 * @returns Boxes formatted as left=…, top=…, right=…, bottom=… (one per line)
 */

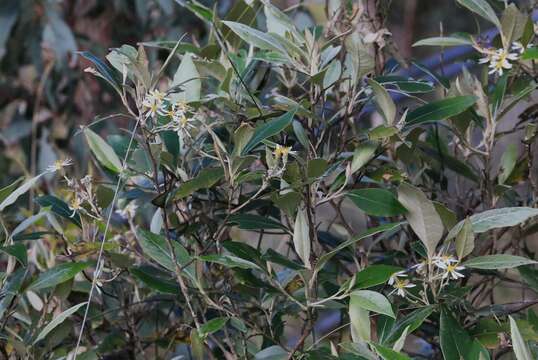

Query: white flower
left=387, top=270, right=407, bottom=286
left=142, top=90, right=168, bottom=119
left=68, top=197, right=82, bottom=217
left=511, top=42, right=525, bottom=55
left=81, top=175, right=92, bottom=186
left=47, top=158, right=74, bottom=173
left=433, top=254, right=459, bottom=269
left=437, top=262, right=466, bottom=280
left=274, top=144, right=296, bottom=166
left=389, top=278, right=416, bottom=297
left=488, top=48, right=519, bottom=76
left=116, top=202, right=138, bottom=219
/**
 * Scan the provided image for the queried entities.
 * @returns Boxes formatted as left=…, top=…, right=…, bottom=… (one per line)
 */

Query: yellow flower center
left=274, top=145, right=291, bottom=158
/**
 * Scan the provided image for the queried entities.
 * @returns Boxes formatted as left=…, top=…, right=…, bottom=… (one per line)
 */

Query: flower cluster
left=142, top=89, right=197, bottom=137
left=387, top=253, right=466, bottom=299
left=65, top=175, right=101, bottom=219
left=478, top=42, right=529, bottom=76
left=266, top=144, right=296, bottom=178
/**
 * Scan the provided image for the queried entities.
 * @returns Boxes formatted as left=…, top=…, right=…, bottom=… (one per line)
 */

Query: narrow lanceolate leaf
left=222, top=21, right=287, bottom=55
left=371, top=343, right=411, bottom=360
left=199, top=317, right=228, bottom=336
left=350, top=290, right=395, bottom=318
left=397, top=183, right=443, bottom=258
left=368, top=79, right=396, bottom=125
left=293, top=206, right=311, bottom=269
left=509, top=316, right=533, bottom=360
left=137, top=229, right=195, bottom=280
left=347, top=188, right=407, bottom=217
left=405, top=96, right=477, bottom=127
left=0, top=244, right=27, bottom=266
left=383, top=306, right=434, bottom=345
left=0, top=174, right=44, bottom=212
left=28, top=262, right=90, bottom=291
left=463, top=255, right=536, bottom=270
left=36, top=195, right=82, bottom=228
left=33, top=302, right=87, bottom=344
left=440, top=308, right=473, bottom=360
left=447, top=207, right=538, bottom=240
left=84, top=128, right=123, bottom=173
left=413, top=36, right=473, bottom=47
left=242, top=111, right=295, bottom=155
left=349, top=296, right=371, bottom=342
left=456, top=0, right=501, bottom=30
left=455, top=217, right=474, bottom=259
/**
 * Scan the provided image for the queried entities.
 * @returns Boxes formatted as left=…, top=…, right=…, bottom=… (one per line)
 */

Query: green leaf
left=170, top=52, right=201, bottom=103
left=29, top=262, right=90, bottom=291
left=33, top=302, right=87, bottom=344
left=456, top=0, right=501, bottom=30
left=79, top=51, right=119, bottom=88
left=375, top=76, right=434, bottom=93
left=262, top=249, right=304, bottom=270
left=350, top=290, right=395, bottom=318
left=222, top=21, right=286, bottom=55
left=518, top=266, right=538, bottom=294
left=137, top=229, right=195, bottom=280
left=498, top=143, right=518, bottom=184
left=351, top=142, right=378, bottom=173
left=405, top=96, right=477, bottom=127
left=349, top=295, right=371, bottom=342
left=130, top=266, right=179, bottom=294
left=323, top=60, right=341, bottom=89
left=200, top=254, right=261, bottom=270
left=233, top=123, right=255, bottom=156
left=84, top=128, right=123, bottom=173
left=0, top=174, right=44, bottom=212
left=501, top=4, right=526, bottom=46
left=0, top=177, right=23, bottom=204
left=371, top=343, right=411, bottom=360
left=174, top=168, right=224, bottom=200
left=307, top=158, right=329, bottom=179
left=36, top=195, right=82, bottom=228
left=254, top=345, right=289, bottom=360
left=463, top=255, right=536, bottom=269
left=383, top=306, right=434, bottom=345
left=509, top=316, right=533, bottom=360
left=455, top=217, right=474, bottom=259
left=440, top=308, right=473, bottom=360
left=413, top=36, right=473, bottom=47
left=293, top=206, right=311, bottom=269
left=242, top=111, right=295, bottom=155
left=199, top=317, right=228, bottom=336
left=397, top=183, right=444, bottom=258
left=347, top=188, right=407, bottom=217
left=222, top=241, right=264, bottom=269
left=355, top=265, right=403, bottom=289
left=447, top=207, right=538, bottom=240
left=0, top=243, right=27, bottom=266
left=228, top=214, right=287, bottom=231
left=0, top=268, right=26, bottom=319
left=368, top=79, right=396, bottom=125
left=521, top=47, right=538, bottom=60
left=317, top=222, right=403, bottom=270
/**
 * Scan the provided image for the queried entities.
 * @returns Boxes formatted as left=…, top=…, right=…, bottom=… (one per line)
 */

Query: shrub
left=1, top=0, right=538, bottom=359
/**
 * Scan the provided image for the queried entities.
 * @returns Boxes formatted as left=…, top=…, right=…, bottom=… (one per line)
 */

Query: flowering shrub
left=2, top=0, right=538, bottom=359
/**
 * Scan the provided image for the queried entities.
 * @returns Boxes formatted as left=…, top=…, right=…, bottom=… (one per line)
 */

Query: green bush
left=1, top=0, right=538, bottom=359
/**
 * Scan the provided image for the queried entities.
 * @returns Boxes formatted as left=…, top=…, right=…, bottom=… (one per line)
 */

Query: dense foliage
left=2, top=0, right=538, bottom=359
